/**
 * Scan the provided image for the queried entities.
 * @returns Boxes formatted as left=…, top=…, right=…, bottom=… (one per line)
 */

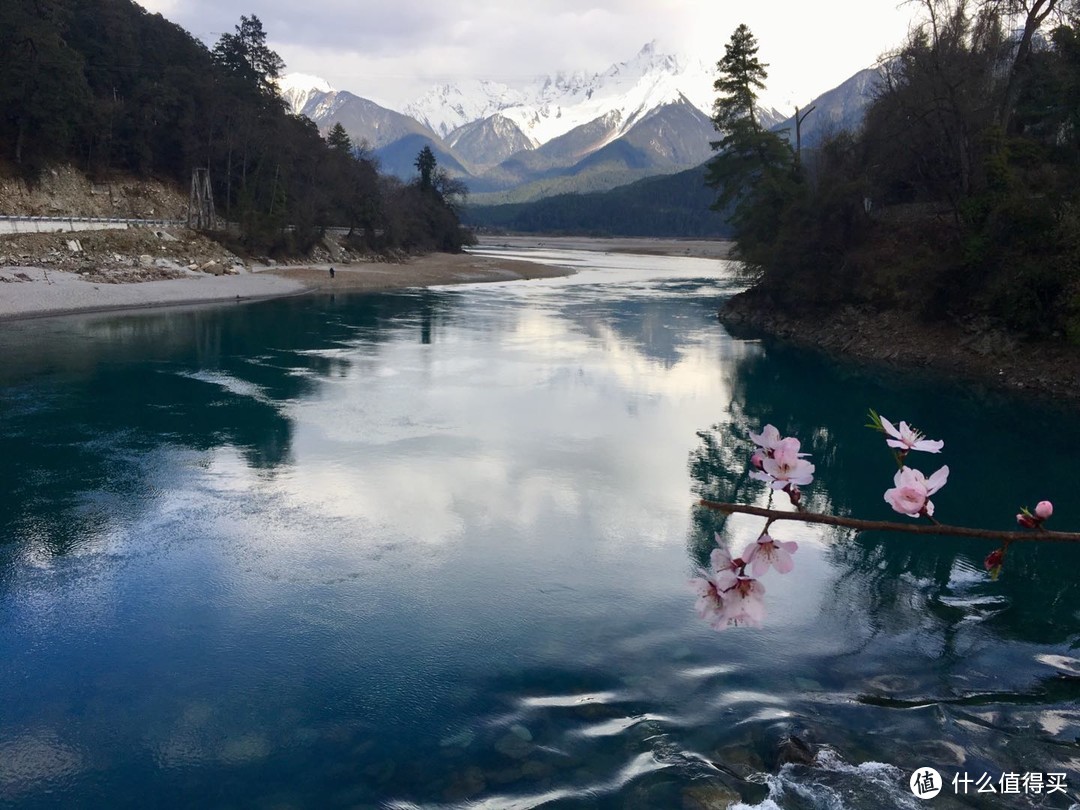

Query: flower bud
left=1035, top=500, right=1053, bottom=520
left=984, top=548, right=1005, bottom=570
left=750, top=450, right=766, bottom=470
left=786, top=484, right=802, bottom=507
left=1016, top=513, right=1038, bottom=529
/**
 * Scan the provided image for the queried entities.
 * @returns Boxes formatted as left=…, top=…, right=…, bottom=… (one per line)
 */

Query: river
left=1, top=246, right=1078, bottom=808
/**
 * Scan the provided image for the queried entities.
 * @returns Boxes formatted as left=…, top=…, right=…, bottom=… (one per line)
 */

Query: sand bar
left=476, top=234, right=734, bottom=259
left=0, top=252, right=570, bottom=322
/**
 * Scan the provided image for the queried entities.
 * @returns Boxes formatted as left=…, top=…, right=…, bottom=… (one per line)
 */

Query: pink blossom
left=710, top=537, right=744, bottom=590
left=752, top=437, right=815, bottom=490
left=690, top=575, right=726, bottom=628
left=883, top=465, right=949, bottom=518
left=880, top=416, right=944, bottom=454
left=1035, top=501, right=1053, bottom=520
left=743, top=533, right=798, bottom=577
left=749, top=424, right=782, bottom=451
left=721, top=576, right=767, bottom=627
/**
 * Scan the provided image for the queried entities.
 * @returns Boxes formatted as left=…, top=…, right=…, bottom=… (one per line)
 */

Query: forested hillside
left=0, top=0, right=469, bottom=254
left=712, top=1, right=1080, bottom=342
left=462, top=164, right=731, bottom=238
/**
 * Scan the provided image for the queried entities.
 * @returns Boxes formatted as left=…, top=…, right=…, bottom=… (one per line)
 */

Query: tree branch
left=698, top=500, right=1080, bottom=543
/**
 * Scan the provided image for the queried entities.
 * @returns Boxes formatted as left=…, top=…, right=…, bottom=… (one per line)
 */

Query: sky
left=135, top=0, right=917, bottom=112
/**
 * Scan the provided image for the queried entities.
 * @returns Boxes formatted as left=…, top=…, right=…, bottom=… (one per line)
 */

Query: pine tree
left=213, top=15, right=285, bottom=98
left=327, top=123, right=353, bottom=154
left=705, top=25, right=796, bottom=269
left=414, top=146, right=437, bottom=190
left=711, top=23, right=768, bottom=138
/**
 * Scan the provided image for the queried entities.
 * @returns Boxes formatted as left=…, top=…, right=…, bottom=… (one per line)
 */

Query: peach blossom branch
left=698, top=500, right=1080, bottom=543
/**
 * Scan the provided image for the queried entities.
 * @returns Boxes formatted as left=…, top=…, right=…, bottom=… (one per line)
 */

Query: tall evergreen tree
left=705, top=24, right=796, bottom=269
left=414, top=146, right=437, bottom=190
left=212, top=14, right=284, bottom=98
left=326, top=123, right=352, bottom=154
left=711, top=23, right=768, bottom=137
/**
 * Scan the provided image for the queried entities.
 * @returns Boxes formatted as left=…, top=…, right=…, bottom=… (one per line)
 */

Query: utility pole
left=188, top=168, right=216, bottom=230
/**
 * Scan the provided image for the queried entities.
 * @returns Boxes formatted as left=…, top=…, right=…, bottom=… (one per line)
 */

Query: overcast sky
left=136, top=0, right=917, bottom=111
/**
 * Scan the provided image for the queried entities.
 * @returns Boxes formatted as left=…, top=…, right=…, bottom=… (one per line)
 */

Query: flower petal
left=926, top=465, right=949, bottom=495
left=773, top=548, right=795, bottom=574
left=879, top=416, right=900, bottom=440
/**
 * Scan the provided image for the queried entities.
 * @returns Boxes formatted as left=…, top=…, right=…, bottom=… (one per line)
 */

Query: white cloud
left=138, top=0, right=917, bottom=112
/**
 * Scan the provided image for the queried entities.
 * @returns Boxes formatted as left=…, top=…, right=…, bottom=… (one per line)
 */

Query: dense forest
left=711, top=0, right=1080, bottom=341
left=0, top=0, right=470, bottom=254
left=462, top=165, right=731, bottom=238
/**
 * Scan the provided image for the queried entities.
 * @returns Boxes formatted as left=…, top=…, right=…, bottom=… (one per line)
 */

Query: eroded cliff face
left=0, top=228, right=247, bottom=284
left=0, top=165, right=188, bottom=219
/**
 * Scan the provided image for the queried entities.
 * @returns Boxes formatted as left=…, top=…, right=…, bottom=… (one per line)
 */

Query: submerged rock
left=442, top=766, right=485, bottom=802
left=494, top=732, right=532, bottom=759
left=219, top=733, right=270, bottom=764
left=681, top=781, right=741, bottom=809
left=776, top=734, right=816, bottom=767
left=509, top=723, right=533, bottom=742
left=710, top=744, right=765, bottom=779
left=438, top=729, right=475, bottom=748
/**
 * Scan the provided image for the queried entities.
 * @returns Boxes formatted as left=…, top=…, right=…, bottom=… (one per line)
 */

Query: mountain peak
left=277, top=73, right=334, bottom=114
left=404, top=42, right=715, bottom=147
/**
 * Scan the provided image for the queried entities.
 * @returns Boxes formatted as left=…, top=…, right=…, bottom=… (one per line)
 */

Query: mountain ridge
left=280, top=44, right=874, bottom=201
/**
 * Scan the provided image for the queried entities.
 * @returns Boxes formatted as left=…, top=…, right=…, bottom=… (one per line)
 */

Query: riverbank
left=721, top=289, right=1080, bottom=402
left=477, top=234, right=733, bottom=259
left=0, top=252, right=569, bottom=322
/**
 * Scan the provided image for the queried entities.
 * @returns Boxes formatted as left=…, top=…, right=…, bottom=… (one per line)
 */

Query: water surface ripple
left=1, top=248, right=1078, bottom=808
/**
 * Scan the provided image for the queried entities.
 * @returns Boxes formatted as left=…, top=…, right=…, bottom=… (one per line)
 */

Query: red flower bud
left=984, top=548, right=1005, bottom=570
left=1016, top=513, right=1038, bottom=529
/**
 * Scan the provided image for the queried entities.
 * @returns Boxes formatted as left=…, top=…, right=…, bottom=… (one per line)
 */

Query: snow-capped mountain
left=278, top=42, right=854, bottom=203
left=298, top=91, right=440, bottom=150
left=406, top=41, right=724, bottom=149
left=277, top=73, right=333, bottom=116
left=277, top=74, right=443, bottom=151
left=404, top=80, right=530, bottom=141
left=445, top=115, right=538, bottom=168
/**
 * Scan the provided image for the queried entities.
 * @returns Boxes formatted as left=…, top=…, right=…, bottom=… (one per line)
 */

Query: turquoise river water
left=1, top=246, right=1079, bottom=809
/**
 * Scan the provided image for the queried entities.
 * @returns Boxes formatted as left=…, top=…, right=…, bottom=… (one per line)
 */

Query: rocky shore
left=720, top=289, right=1080, bottom=403
left=0, top=227, right=571, bottom=322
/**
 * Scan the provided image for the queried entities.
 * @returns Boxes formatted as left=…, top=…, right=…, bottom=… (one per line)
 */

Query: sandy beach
left=0, top=251, right=570, bottom=322
left=476, top=234, right=734, bottom=259
left=263, top=251, right=569, bottom=293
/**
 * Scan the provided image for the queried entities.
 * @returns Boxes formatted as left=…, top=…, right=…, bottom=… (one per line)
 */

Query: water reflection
left=689, top=339, right=1080, bottom=637
left=0, top=291, right=468, bottom=560
left=2, top=252, right=1079, bottom=808
left=686, top=335, right=1080, bottom=806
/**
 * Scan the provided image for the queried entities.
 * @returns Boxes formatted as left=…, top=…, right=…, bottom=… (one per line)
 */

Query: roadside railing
left=0, top=216, right=187, bottom=235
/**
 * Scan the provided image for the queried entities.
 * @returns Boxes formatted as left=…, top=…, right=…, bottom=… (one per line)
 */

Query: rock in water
left=776, top=734, right=816, bottom=766
left=681, top=781, right=741, bottom=809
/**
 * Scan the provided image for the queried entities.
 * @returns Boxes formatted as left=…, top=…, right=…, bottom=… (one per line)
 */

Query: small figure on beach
left=329, top=266, right=335, bottom=279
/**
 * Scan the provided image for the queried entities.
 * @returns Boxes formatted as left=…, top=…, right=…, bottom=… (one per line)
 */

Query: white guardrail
left=0, top=216, right=187, bottom=235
